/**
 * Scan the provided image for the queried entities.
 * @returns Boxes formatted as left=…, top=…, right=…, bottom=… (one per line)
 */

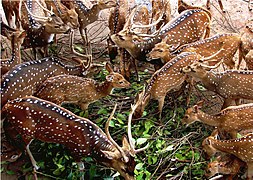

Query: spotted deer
left=1, top=56, right=90, bottom=107
left=182, top=101, right=253, bottom=138
left=2, top=97, right=147, bottom=180
left=21, top=0, right=70, bottom=58
left=44, top=0, right=79, bottom=29
left=133, top=52, right=202, bottom=119
left=108, top=0, right=128, bottom=61
left=182, top=61, right=253, bottom=109
left=111, top=9, right=211, bottom=68
left=202, top=133, right=253, bottom=179
left=148, top=33, right=242, bottom=69
left=35, top=63, right=130, bottom=111
left=1, top=29, right=26, bottom=75
left=205, top=154, right=246, bottom=179
left=240, top=24, right=253, bottom=69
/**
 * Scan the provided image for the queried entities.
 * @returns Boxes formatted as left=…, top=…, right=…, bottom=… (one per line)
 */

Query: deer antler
left=129, top=7, right=164, bottom=33
left=128, top=104, right=149, bottom=155
left=35, top=0, right=54, bottom=15
left=105, top=104, right=129, bottom=162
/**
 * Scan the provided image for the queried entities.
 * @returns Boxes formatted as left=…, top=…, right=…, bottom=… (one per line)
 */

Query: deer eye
left=70, top=16, right=73, bottom=19
left=185, top=115, right=189, bottom=119
left=158, top=49, right=163, bottom=52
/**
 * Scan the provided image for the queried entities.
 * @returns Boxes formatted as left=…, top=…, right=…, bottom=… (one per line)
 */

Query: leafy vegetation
left=2, top=65, right=215, bottom=179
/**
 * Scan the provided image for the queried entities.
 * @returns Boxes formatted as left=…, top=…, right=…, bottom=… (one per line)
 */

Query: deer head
left=97, top=0, right=116, bottom=9
left=182, top=100, right=204, bottom=125
left=62, top=8, right=79, bottom=29
left=147, top=41, right=178, bottom=63
left=105, top=63, right=131, bottom=89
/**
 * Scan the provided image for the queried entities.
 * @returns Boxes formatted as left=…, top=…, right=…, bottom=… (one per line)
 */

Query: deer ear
left=106, top=75, right=114, bottom=82
left=122, top=135, right=131, bottom=150
left=105, top=63, right=113, bottom=73
left=168, top=43, right=180, bottom=52
left=20, top=31, right=27, bottom=38
left=193, top=105, right=199, bottom=113
left=101, top=150, right=115, bottom=160
left=196, top=100, right=204, bottom=108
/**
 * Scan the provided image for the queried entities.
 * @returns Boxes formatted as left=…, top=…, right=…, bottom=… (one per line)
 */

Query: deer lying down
left=182, top=61, right=253, bottom=109
left=35, top=63, right=130, bottom=110
left=2, top=97, right=147, bottom=180
left=182, top=101, right=253, bottom=138
left=202, top=133, right=253, bottom=179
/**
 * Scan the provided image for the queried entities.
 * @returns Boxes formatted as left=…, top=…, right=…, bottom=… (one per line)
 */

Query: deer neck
left=201, top=72, right=219, bottom=92
left=96, top=81, right=113, bottom=97
left=197, top=110, right=220, bottom=127
left=53, top=0, right=63, bottom=15
left=9, top=38, right=22, bottom=65
left=28, top=26, right=55, bottom=47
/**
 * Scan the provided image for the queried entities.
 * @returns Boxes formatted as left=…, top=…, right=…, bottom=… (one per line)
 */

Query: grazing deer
left=1, top=56, right=90, bottom=107
left=111, top=9, right=211, bottom=68
left=182, top=101, right=253, bottom=138
left=202, top=133, right=253, bottom=179
left=44, top=0, right=79, bottom=29
left=205, top=154, right=246, bottom=179
left=182, top=61, right=253, bottom=109
left=133, top=52, right=202, bottom=119
left=21, top=0, right=70, bottom=58
left=240, top=24, right=253, bottom=69
left=2, top=97, right=147, bottom=180
left=1, top=29, right=26, bottom=75
left=35, top=63, right=130, bottom=110
left=148, top=33, right=242, bottom=69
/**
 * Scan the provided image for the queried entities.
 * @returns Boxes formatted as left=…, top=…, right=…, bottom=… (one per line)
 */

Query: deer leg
left=206, top=0, right=211, bottom=10
left=26, top=139, right=39, bottom=170
left=218, top=0, right=225, bottom=12
left=77, top=162, right=85, bottom=180
left=249, top=0, right=253, bottom=11
left=32, top=47, right=37, bottom=60
left=157, top=96, right=165, bottom=120
left=204, top=25, right=211, bottom=38
left=235, top=98, right=241, bottom=106
left=132, top=58, right=140, bottom=82
left=222, top=99, right=233, bottom=109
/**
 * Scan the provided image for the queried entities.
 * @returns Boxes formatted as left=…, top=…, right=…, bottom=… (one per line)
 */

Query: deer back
left=1, top=57, right=88, bottom=107
left=2, top=96, right=136, bottom=180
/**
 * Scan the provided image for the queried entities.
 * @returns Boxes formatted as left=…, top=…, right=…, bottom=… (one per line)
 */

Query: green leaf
left=135, top=163, right=143, bottom=170
left=136, top=138, right=147, bottom=145
left=6, top=170, right=15, bottom=175
left=98, top=108, right=108, bottom=115
left=165, top=145, right=174, bottom=151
